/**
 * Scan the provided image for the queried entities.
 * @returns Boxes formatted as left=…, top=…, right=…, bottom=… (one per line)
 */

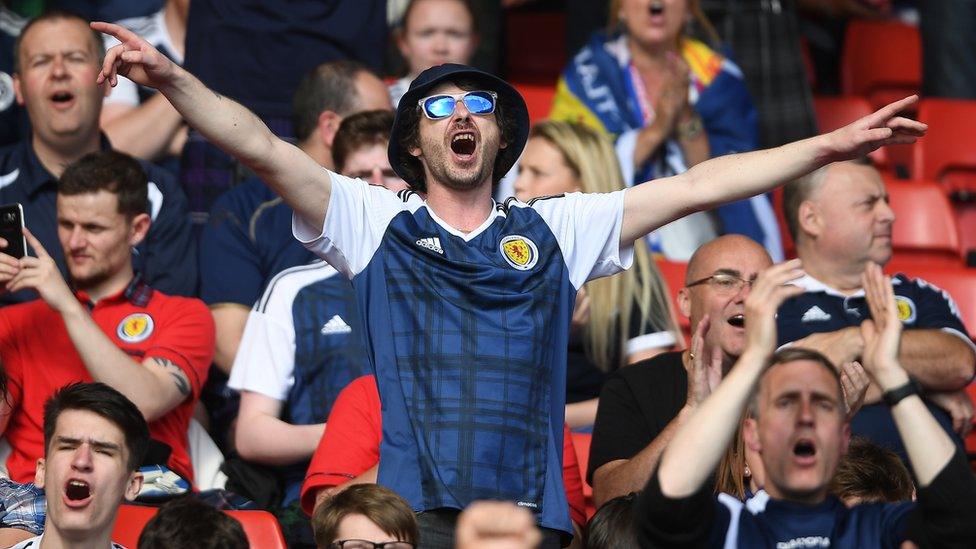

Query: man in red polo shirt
left=0, top=150, right=213, bottom=486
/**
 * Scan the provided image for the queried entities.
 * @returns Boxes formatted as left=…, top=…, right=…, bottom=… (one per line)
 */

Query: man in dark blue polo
left=0, top=10, right=195, bottom=305
left=778, top=159, right=976, bottom=461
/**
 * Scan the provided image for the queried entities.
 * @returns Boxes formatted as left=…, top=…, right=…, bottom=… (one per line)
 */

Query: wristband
left=882, top=377, right=921, bottom=408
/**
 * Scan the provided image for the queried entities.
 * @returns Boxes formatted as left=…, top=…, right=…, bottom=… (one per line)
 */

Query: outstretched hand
left=826, top=95, right=926, bottom=162
left=91, top=22, right=178, bottom=90
left=858, top=262, right=905, bottom=387
left=742, top=259, right=805, bottom=357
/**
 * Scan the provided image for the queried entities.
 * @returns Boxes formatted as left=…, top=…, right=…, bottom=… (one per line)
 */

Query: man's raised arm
left=91, top=22, right=332, bottom=230
left=619, top=95, right=926, bottom=245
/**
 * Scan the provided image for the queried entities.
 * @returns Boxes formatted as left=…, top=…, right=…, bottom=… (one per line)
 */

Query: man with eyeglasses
left=777, top=159, right=976, bottom=463
left=588, top=235, right=772, bottom=508
left=92, top=21, right=925, bottom=548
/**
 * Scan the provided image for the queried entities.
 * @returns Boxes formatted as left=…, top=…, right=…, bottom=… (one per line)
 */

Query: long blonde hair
left=530, top=121, right=680, bottom=372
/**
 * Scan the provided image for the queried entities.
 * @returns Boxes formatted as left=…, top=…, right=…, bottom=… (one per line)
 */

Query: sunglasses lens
left=424, top=95, right=456, bottom=119
left=463, top=92, right=495, bottom=114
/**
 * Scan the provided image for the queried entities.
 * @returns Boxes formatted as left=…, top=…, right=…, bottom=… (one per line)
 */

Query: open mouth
left=50, top=91, right=75, bottom=108
left=65, top=479, right=91, bottom=503
left=793, top=439, right=816, bottom=458
left=650, top=0, right=664, bottom=16
left=451, top=132, right=476, bottom=156
left=727, top=314, right=745, bottom=328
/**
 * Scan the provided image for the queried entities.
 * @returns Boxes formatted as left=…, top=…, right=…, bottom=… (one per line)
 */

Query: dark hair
left=13, top=10, right=105, bottom=74
left=313, top=484, right=419, bottom=548
left=58, top=150, right=149, bottom=219
left=138, top=497, right=248, bottom=549
left=43, top=382, right=149, bottom=472
left=333, top=110, right=395, bottom=173
left=396, top=77, right=519, bottom=192
left=586, top=493, right=638, bottom=549
left=829, top=437, right=914, bottom=504
left=750, top=348, right=842, bottom=418
left=292, top=60, right=375, bottom=142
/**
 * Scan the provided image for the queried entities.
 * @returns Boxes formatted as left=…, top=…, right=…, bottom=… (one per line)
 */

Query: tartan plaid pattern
left=363, top=204, right=574, bottom=533
left=179, top=117, right=294, bottom=222
left=0, top=478, right=45, bottom=535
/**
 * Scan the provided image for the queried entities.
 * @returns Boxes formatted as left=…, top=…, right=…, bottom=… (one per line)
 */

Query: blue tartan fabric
left=0, top=478, right=45, bottom=535
left=297, top=174, right=633, bottom=536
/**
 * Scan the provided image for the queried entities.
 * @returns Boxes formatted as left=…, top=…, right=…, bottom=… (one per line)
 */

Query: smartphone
left=0, top=203, right=26, bottom=258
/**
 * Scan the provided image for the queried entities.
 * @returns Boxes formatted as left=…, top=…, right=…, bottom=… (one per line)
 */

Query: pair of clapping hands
left=685, top=259, right=902, bottom=419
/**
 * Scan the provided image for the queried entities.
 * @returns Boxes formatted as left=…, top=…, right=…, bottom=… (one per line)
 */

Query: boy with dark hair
left=829, top=437, right=914, bottom=506
left=9, top=382, right=148, bottom=549
left=0, top=150, right=213, bottom=489
left=137, top=497, right=248, bottom=549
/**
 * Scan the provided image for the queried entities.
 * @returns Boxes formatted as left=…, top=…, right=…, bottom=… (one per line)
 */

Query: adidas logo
left=320, top=315, right=352, bottom=335
left=415, top=237, right=444, bottom=255
left=801, top=306, right=831, bottom=322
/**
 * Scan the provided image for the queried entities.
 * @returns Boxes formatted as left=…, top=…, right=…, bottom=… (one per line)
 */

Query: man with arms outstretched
left=637, top=260, right=976, bottom=547
left=91, top=20, right=925, bottom=547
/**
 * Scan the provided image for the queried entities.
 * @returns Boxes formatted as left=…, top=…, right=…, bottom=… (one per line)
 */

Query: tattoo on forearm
left=151, top=357, right=191, bottom=396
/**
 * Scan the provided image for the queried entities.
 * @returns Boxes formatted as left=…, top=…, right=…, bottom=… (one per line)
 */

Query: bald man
left=588, top=235, right=772, bottom=507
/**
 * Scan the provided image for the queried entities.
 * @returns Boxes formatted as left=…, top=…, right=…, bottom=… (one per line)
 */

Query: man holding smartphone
left=0, top=150, right=213, bottom=492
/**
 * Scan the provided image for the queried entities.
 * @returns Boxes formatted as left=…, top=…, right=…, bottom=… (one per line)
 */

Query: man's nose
left=71, top=445, right=93, bottom=470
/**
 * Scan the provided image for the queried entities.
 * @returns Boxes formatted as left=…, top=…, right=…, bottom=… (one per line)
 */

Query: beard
left=419, top=125, right=501, bottom=192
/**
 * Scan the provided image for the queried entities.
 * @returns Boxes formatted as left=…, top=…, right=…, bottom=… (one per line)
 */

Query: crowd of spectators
left=0, top=1, right=973, bottom=549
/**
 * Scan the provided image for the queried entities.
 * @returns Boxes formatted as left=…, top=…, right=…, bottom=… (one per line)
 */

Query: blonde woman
left=514, top=120, right=681, bottom=428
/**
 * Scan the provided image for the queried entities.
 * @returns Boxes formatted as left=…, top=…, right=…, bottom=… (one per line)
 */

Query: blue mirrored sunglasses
left=418, top=90, right=498, bottom=120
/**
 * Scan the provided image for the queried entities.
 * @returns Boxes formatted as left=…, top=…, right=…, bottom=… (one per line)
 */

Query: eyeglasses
left=330, top=540, right=415, bottom=549
left=685, top=273, right=755, bottom=294
left=418, top=90, right=497, bottom=120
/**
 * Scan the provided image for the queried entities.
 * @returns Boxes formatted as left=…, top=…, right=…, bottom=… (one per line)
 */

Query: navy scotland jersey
left=777, top=273, right=976, bottom=459
left=228, top=261, right=366, bottom=505
left=295, top=173, right=633, bottom=534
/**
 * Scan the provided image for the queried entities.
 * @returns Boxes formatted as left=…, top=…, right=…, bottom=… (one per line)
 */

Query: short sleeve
left=529, top=190, right=634, bottom=290
left=588, top=373, right=655, bottom=481
left=293, top=172, right=410, bottom=278
left=143, top=298, right=215, bottom=399
left=227, top=308, right=295, bottom=401
left=908, top=276, right=976, bottom=352
left=300, top=375, right=383, bottom=515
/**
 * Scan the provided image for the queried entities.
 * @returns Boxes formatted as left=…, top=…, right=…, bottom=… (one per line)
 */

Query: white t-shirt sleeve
left=293, top=171, right=409, bottom=278
left=227, top=308, right=295, bottom=401
left=530, top=190, right=634, bottom=290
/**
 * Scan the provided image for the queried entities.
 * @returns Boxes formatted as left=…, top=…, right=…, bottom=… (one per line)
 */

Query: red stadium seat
left=112, top=504, right=287, bottom=548
left=514, top=82, right=556, bottom=125
left=912, top=98, right=976, bottom=253
left=841, top=20, right=920, bottom=110
left=656, top=259, right=690, bottom=345
left=885, top=178, right=964, bottom=265
left=505, top=10, right=566, bottom=83
left=570, top=431, right=596, bottom=520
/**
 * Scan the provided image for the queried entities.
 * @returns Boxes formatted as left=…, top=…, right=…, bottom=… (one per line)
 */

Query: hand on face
left=825, top=95, right=926, bottom=162
left=686, top=314, right=723, bottom=408
left=742, top=259, right=805, bottom=357
left=91, top=22, right=178, bottom=90
left=858, top=262, right=904, bottom=384
left=5, top=228, right=76, bottom=312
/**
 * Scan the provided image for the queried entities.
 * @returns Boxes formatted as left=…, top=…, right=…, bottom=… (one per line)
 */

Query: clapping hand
left=858, top=262, right=907, bottom=388
left=686, top=315, right=723, bottom=408
left=742, top=259, right=805, bottom=358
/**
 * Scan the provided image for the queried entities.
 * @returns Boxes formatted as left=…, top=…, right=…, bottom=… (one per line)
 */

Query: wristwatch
left=677, top=113, right=703, bottom=141
left=881, top=377, right=921, bottom=407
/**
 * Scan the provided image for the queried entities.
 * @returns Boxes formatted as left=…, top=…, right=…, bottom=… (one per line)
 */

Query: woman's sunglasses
left=418, top=91, right=498, bottom=120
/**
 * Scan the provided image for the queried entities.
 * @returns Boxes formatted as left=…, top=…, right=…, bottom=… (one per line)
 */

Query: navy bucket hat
left=388, top=63, right=530, bottom=192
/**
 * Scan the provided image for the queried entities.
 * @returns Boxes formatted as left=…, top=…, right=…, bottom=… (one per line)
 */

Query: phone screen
left=0, top=203, right=26, bottom=258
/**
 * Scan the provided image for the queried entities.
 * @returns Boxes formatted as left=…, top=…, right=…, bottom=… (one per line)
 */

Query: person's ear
left=318, top=111, right=343, bottom=149
left=128, top=212, right=151, bottom=248
left=410, top=143, right=423, bottom=159
left=797, top=200, right=821, bottom=240
left=124, top=471, right=143, bottom=502
left=13, top=74, right=24, bottom=107
left=743, top=417, right=762, bottom=453
left=34, top=458, right=46, bottom=489
left=677, top=286, right=692, bottom=319
left=840, top=422, right=851, bottom=456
